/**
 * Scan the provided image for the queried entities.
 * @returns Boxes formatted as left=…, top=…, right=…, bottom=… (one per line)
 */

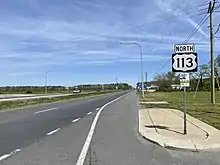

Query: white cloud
left=0, top=0, right=218, bottom=85
left=155, top=0, right=209, bottom=39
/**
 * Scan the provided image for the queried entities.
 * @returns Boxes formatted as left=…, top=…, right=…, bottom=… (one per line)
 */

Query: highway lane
left=1, top=91, right=220, bottom=165
left=0, top=91, right=128, bottom=157
left=83, top=91, right=220, bottom=165
left=0, top=93, right=73, bottom=102
left=0, top=92, right=98, bottom=101
left=0, top=94, right=41, bottom=99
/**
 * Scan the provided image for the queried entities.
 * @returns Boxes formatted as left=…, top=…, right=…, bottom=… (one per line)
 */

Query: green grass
left=140, top=91, right=220, bottom=129
left=0, top=91, right=116, bottom=111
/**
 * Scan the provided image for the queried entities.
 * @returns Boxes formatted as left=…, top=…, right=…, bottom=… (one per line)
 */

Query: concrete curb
left=170, top=109, right=209, bottom=139
left=138, top=131, right=162, bottom=147
left=138, top=130, right=199, bottom=152
left=138, top=108, right=220, bottom=152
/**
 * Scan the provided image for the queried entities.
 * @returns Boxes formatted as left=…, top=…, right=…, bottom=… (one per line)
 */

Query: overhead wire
left=154, top=0, right=220, bottom=78
left=184, top=13, right=209, bottom=43
left=153, top=6, right=209, bottom=77
left=214, top=24, right=220, bottom=35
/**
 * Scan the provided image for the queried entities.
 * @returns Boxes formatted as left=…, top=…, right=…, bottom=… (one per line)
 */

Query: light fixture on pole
left=120, top=42, right=144, bottom=98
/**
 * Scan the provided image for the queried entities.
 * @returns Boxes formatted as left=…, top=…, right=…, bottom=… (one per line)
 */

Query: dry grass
left=140, top=91, right=220, bottom=129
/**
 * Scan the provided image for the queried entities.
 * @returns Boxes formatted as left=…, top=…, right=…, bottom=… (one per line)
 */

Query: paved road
left=0, top=93, right=73, bottom=102
left=1, top=91, right=220, bottom=165
left=0, top=91, right=127, bottom=157
left=0, top=92, right=101, bottom=102
left=0, top=94, right=42, bottom=99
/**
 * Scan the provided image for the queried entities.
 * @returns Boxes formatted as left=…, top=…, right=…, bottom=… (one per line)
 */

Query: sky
left=0, top=0, right=220, bottom=86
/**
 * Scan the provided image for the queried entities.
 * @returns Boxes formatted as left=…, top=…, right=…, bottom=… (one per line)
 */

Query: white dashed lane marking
left=0, top=149, right=21, bottom=161
left=76, top=93, right=128, bottom=165
left=96, top=108, right=100, bottom=111
left=87, top=112, right=92, bottom=115
left=0, top=154, right=10, bottom=161
left=72, top=118, right=81, bottom=123
left=35, top=107, right=58, bottom=114
left=46, top=128, right=61, bottom=136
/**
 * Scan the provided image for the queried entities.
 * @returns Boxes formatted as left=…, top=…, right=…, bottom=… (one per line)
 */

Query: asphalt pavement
left=1, top=91, right=220, bottom=165
left=0, top=94, right=42, bottom=99
left=0, top=91, right=127, bottom=157
left=0, top=93, right=73, bottom=102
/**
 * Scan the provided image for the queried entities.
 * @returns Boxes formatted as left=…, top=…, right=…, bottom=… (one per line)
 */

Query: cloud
left=0, top=0, right=218, bottom=85
left=155, top=0, right=209, bottom=39
left=8, top=72, right=43, bottom=76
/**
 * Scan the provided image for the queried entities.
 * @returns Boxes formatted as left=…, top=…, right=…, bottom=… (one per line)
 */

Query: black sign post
left=172, top=44, right=198, bottom=135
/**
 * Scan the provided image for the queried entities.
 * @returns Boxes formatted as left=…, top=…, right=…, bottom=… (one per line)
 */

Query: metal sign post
left=183, top=84, right=187, bottom=134
left=180, top=72, right=189, bottom=135
left=172, top=43, right=197, bottom=135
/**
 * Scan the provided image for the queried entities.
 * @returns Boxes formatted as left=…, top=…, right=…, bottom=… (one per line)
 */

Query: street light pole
left=145, top=72, right=148, bottom=89
left=120, top=42, right=144, bottom=98
left=45, top=71, right=48, bottom=95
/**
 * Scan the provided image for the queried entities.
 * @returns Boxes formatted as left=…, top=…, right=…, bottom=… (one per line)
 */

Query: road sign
left=180, top=73, right=190, bottom=87
left=174, top=44, right=195, bottom=53
left=172, top=53, right=198, bottom=72
left=172, top=44, right=196, bottom=135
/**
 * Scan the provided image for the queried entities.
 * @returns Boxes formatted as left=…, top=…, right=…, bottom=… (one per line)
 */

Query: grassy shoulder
left=139, top=91, right=220, bottom=129
left=0, top=90, right=117, bottom=111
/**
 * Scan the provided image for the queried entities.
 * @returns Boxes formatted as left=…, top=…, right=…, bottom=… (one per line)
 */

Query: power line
left=184, top=14, right=209, bottom=43
left=189, top=12, right=208, bottom=17
left=154, top=58, right=171, bottom=76
left=153, top=14, right=209, bottom=77
left=198, top=2, right=211, bottom=8
left=198, top=7, right=209, bottom=11
left=214, top=24, right=220, bottom=35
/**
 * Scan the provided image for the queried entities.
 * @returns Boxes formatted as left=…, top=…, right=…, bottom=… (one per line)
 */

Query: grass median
left=0, top=91, right=116, bottom=111
left=139, top=91, right=220, bottom=129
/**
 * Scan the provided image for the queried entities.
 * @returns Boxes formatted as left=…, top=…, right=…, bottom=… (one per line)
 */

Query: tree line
left=137, top=55, right=220, bottom=92
left=0, top=83, right=132, bottom=94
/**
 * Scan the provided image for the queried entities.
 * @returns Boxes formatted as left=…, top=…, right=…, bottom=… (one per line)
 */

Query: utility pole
left=208, top=0, right=216, bottom=104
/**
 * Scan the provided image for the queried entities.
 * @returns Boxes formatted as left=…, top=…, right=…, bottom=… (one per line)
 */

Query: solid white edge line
left=96, top=108, right=100, bottom=111
left=0, top=154, right=10, bottom=161
left=14, top=149, right=21, bottom=152
left=35, top=107, right=58, bottom=114
left=76, top=93, right=128, bottom=165
left=0, top=148, right=21, bottom=161
left=87, top=112, right=92, bottom=115
left=72, top=118, right=81, bottom=123
left=46, top=128, right=61, bottom=135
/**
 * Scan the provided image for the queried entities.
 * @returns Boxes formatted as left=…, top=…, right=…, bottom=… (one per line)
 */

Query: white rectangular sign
left=180, top=73, right=190, bottom=87
left=174, top=44, right=195, bottom=53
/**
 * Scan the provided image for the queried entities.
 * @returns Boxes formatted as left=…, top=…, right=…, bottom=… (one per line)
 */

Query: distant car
left=72, top=90, right=81, bottom=93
